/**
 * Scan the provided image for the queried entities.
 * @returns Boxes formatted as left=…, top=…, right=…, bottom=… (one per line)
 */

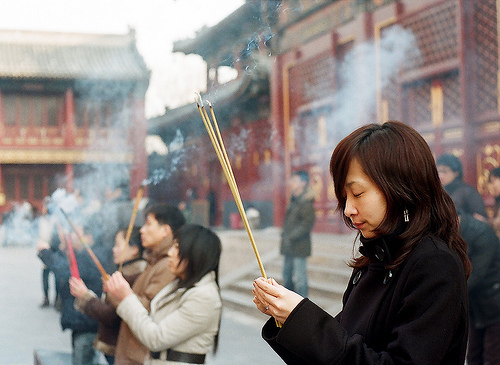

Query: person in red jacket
left=253, top=121, right=471, bottom=364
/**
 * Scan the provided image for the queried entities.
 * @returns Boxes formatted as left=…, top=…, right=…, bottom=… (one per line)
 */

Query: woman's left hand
left=103, top=271, right=134, bottom=303
left=252, top=277, right=303, bottom=324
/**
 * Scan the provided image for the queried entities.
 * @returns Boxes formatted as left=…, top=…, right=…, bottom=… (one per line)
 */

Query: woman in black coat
left=253, top=121, right=471, bottom=364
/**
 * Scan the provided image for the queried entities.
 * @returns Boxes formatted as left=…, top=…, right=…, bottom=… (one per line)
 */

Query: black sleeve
left=263, top=250, right=466, bottom=364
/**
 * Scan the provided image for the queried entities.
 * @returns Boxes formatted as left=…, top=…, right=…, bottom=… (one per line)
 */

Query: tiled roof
left=149, top=74, right=253, bottom=131
left=0, top=29, right=150, bottom=80
left=173, top=2, right=262, bottom=61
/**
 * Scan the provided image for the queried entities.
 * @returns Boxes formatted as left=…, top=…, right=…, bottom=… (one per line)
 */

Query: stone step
left=227, top=261, right=352, bottom=285
left=219, top=230, right=357, bottom=321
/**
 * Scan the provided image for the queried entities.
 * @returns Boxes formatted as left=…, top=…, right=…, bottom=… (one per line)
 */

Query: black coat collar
left=359, top=233, right=403, bottom=265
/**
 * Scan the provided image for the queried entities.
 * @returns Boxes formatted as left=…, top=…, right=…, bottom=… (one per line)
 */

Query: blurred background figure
left=489, top=167, right=500, bottom=238
left=38, top=197, right=58, bottom=308
left=436, top=153, right=487, bottom=221
left=459, top=212, right=500, bottom=365
left=246, top=205, right=260, bottom=231
left=280, top=170, right=316, bottom=298
left=37, top=213, right=108, bottom=365
left=177, top=200, right=190, bottom=224
left=98, top=178, right=144, bottom=255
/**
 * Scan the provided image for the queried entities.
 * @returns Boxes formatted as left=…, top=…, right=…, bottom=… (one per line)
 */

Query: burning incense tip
left=194, top=92, right=204, bottom=107
left=206, top=100, right=213, bottom=107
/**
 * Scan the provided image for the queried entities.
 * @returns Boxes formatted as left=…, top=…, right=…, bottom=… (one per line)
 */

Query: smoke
left=332, top=24, right=420, bottom=137
left=146, top=129, right=190, bottom=186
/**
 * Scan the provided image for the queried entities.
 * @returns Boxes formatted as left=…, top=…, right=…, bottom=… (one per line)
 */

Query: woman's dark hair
left=173, top=224, right=222, bottom=352
left=330, top=121, right=471, bottom=277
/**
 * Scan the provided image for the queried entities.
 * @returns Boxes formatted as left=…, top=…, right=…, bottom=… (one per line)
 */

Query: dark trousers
left=42, top=267, right=58, bottom=299
left=467, top=321, right=500, bottom=365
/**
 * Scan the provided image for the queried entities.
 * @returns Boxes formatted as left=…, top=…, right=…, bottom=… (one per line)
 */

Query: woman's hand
left=69, top=277, right=89, bottom=299
left=252, top=277, right=303, bottom=324
left=103, top=271, right=134, bottom=303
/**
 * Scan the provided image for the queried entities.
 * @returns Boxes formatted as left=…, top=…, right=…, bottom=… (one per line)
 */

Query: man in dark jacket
left=280, top=170, right=316, bottom=297
left=437, top=153, right=487, bottom=220
left=37, top=213, right=107, bottom=365
left=459, top=212, right=500, bottom=365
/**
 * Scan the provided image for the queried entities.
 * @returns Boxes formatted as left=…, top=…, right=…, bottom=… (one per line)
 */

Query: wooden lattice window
left=289, top=52, right=335, bottom=118
left=474, top=0, right=498, bottom=115
left=442, top=71, right=462, bottom=125
left=406, top=79, right=432, bottom=127
left=402, top=1, right=458, bottom=70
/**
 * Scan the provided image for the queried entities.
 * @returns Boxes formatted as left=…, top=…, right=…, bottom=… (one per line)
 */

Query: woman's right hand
left=252, top=277, right=303, bottom=324
left=103, top=271, right=134, bottom=303
left=69, top=277, right=89, bottom=299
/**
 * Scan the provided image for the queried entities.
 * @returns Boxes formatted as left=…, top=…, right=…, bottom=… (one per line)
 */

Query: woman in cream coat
left=105, top=224, right=222, bottom=364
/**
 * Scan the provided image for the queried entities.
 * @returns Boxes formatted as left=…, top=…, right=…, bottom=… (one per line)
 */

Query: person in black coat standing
left=37, top=213, right=108, bottom=365
left=280, top=170, right=316, bottom=297
left=459, top=212, right=500, bottom=365
left=436, top=153, right=488, bottom=221
left=253, top=121, right=471, bottom=364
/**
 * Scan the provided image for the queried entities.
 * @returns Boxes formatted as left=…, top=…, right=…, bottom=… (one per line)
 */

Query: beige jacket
left=116, top=271, right=222, bottom=365
left=114, top=236, right=176, bottom=365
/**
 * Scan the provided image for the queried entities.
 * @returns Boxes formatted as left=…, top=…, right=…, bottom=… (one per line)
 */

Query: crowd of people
left=33, top=180, right=222, bottom=365
left=26, top=120, right=500, bottom=365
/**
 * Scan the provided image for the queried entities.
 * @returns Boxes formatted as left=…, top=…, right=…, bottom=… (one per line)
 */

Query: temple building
left=149, top=1, right=274, bottom=227
left=151, top=0, right=500, bottom=232
left=0, top=29, right=150, bottom=215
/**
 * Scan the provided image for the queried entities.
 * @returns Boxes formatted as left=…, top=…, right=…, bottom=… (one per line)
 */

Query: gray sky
left=0, top=0, right=244, bottom=117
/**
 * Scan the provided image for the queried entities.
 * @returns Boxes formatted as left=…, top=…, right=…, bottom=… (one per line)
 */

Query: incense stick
left=60, top=209, right=110, bottom=280
left=118, top=184, right=145, bottom=272
left=196, top=95, right=266, bottom=278
left=56, top=222, right=80, bottom=279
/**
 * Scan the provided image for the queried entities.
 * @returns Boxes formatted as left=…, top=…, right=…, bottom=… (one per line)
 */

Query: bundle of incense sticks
left=195, top=94, right=267, bottom=278
left=60, top=209, right=110, bottom=280
left=118, top=183, right=145, bottom=272
left=196, top=94, right=281, bottom=326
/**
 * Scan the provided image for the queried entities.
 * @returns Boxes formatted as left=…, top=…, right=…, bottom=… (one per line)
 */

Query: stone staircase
left=217, top=228, right=357, bottom=320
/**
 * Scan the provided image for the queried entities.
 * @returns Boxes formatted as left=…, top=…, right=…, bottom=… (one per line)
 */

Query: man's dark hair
left=436, top=153, right=463, bottom=180
left=292, top=170, right=310, bottom=186
left=490, top=166, right=500, bottom=180
left=144, top=203, right=186, bottom=233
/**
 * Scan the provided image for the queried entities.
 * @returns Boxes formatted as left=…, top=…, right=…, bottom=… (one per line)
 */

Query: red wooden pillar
left=65, top=89, right=76, bottom=147
left=65, top=164, right=74, bottom=193
left=458, top=0, right=477, bottom=185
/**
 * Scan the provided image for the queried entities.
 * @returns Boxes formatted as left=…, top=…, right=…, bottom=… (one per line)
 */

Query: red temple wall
left=272, top=0, right=500, bottom=233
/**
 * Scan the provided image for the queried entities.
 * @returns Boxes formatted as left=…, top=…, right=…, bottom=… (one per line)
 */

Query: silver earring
left=403, top=209, right=409, bottom=222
